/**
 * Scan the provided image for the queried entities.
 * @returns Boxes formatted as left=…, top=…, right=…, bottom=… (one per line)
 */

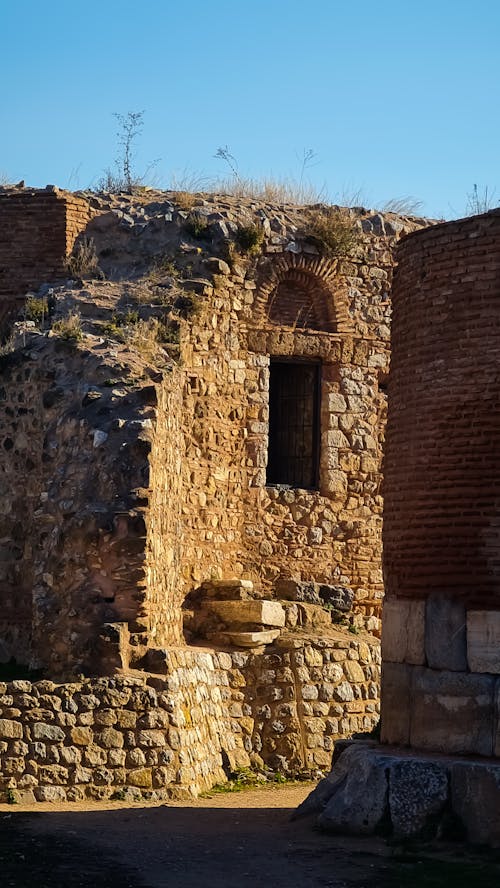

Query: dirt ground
left=1, top=783, right=499, bottom=888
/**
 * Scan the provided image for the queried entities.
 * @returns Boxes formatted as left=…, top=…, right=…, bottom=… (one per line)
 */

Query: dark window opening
left=267, top=360, right=321, bottom=490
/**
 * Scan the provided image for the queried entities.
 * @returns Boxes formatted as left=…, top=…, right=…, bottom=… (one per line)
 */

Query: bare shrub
left=466, top=184, right=498, bottom=215
left=25, top=296, right=49, bottom=326
left=126, top=318, right=165, bottom=361
left=213, top=144, right=326, bottom=205
left=97, top=111, right=160, bottom=193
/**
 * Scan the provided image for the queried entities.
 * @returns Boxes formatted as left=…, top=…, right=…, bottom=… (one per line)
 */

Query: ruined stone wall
left=176, top=238, right=393, bottom=632
left=0, top=188, right=93, bottom=317
left=0, top=329, right=163, bottom=676
left=382, top=209, right=500, bottom=758
left=0, top=631, right=379, bottom=802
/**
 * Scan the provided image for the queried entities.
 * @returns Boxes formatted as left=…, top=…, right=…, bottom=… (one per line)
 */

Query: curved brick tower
left=300, top=210, right=500, bottom=845
left=382, top=209, right=500, bottom=754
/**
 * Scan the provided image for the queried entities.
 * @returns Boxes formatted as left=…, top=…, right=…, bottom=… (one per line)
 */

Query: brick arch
left=254, top=253, right=353, bottom=334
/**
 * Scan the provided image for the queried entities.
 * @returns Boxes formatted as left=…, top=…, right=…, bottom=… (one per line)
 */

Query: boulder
left=389, top=758, right=448, bottom=839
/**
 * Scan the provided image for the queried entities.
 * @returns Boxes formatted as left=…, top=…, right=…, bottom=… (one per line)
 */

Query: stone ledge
left=296, top=742, right=500, bottom=846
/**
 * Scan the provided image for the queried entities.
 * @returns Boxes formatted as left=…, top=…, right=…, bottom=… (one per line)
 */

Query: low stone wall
left=0, top=652, right=234, bottom=803
left=0, top=634, right=380, bottom=802
left=233, top=633, right=380, bottom=773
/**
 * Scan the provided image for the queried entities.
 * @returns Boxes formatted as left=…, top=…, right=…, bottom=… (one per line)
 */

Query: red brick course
left=384, top=209, right=500, bottom=606
left=0, top=188, right=93, bottom=319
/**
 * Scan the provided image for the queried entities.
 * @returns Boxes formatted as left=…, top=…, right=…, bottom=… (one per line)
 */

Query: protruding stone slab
left=425, top=595, right=467, bottom=671
left=200, top=578, right=255, bottom=600
left=411, top=667, right=494, bottom=756
left=206, top=599, right=285, bottom=628
left=221, top=629, right=281, bottom=648
left=467, top=610, right=500, bottom=674
left=382, top=598, right=426, bottom=665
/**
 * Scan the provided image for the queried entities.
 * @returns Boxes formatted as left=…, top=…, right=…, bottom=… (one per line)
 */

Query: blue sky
left=1, top=0, right=498, bottom=218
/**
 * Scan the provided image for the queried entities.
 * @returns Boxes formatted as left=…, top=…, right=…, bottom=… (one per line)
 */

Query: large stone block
left=467, top=610, right=500, bottom=674
left=451, top=760, right=500, bottom=845
left=495, top=678, right=500, bottom=757
left=206, top=599, right=285, bottom=628
left=380, top=662, right=412, bottom=746
left=382, top=598, right=425, bottom=665
left=425, top=595, right=467, bottom=671
left=317, top=744, right=390, bottom=835
left=411, top=667, right=494, bottom=756
left=388, top=757, right=448, bottom=839
left=200, top=579, right=255, bottom=601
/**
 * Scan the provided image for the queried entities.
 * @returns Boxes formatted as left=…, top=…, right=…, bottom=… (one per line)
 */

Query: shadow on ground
left=1, top=803, right=499, bottom=888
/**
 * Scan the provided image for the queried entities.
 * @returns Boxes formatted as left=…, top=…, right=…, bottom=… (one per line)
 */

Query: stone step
left=205, top=599, right=285, bottom=628
left=218, top=629, right=281, bottom=648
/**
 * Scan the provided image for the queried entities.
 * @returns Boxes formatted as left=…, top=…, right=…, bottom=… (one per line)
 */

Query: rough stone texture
left=206, top=600, right=286, bottom=628
left=425, top=596, right=467, bottom=672
left=388, top=758, right=448, bottom=839
left=302, top=743, right=500, bottom=845
left=0, top=187, right=430, bottom=789
left=451, top=760, right=500, bottom=846
left=0, top=632, right=381, bottom=801
left=317, top=743, right=389, bottom=835
left=467, top=610, right=500, bottom=674
left=410, top=667, right=495, bottom=756
left=0, top=188, right=428, bottom=677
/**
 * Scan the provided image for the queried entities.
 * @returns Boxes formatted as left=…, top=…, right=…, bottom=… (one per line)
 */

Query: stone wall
left=0, top=329, right=161, bottom=674
left=0, top=187, right=93, bottom=321
left=0, top=190, right=423, bottom=786
left=176, top=243, right=393, bottom=634
left=382, top=209, right=500, bottom=758
left=0, top=631, right=379, bottom=802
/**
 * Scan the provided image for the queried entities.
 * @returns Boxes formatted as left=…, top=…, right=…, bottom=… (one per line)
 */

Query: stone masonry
left=0, top=185, right=427, bottom=800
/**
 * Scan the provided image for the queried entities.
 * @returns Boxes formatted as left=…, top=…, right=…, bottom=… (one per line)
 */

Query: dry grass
left=172, top=190, right=197, bottom=211
left=67, top=237, right=100, bottom=277
left=52, top=311, right=83, bottom=342
left=211, top=175, right=326, bottom=205
left=304, top=206, right=359, bottom=257
left=126, top=318, right=169, bottom=361
left=381, top=196, right=424, bottom=215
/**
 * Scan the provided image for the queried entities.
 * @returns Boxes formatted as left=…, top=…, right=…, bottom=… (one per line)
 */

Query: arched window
left=267, top=269, right=336, bottom=333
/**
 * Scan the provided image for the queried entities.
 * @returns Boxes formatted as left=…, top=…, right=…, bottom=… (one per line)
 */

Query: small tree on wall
left=98, top=111, right=159, bottom=192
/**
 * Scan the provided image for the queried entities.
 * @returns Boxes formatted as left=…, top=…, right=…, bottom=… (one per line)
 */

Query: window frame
left=266, top=357, right=322, bottom=492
